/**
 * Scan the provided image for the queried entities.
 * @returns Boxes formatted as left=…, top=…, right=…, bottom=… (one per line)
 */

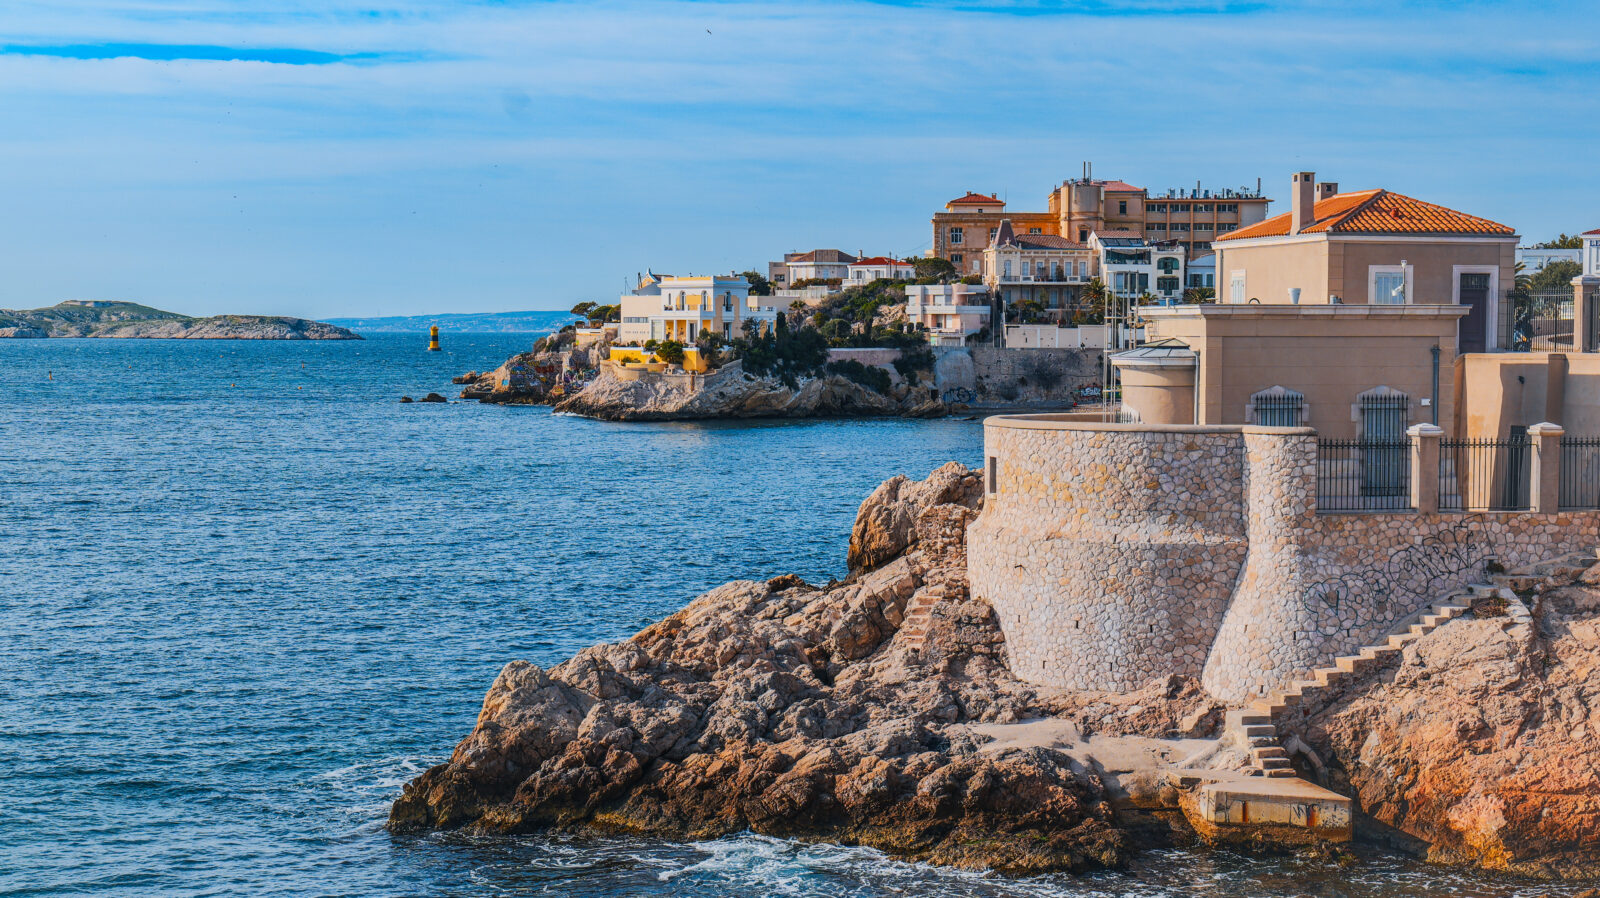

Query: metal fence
left=1512, top=292, right=1576, bottom=352
left=1440, top=435, right=1531, bottom=511
left=1560, top=436, right=1600, bottom=510
left=1317, top=439, right=1413, bottom=512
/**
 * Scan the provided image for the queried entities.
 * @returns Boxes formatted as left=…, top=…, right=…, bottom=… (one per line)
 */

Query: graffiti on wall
left=1308, top=523, right=1488, bottom=617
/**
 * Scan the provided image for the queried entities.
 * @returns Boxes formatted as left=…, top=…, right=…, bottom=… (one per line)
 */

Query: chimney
left=1316, top=181, right=1339, bottom=201
left=1290, top=172, right=1315, bottom=235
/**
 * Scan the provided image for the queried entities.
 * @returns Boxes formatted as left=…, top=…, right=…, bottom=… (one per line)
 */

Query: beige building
left=1122, top=304, right=1466, bottom=439
left=1212, top=172, right=1517, bottom=352
left=982, top=220, right=1093, bottom=320
left=905, top=283, right=992, bottom=347
left=930, top=170, right=1269, bottom=276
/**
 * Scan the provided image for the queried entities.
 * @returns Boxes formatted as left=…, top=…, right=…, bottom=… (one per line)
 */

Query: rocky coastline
left=392, top=464, right=1600, bottom=879
left=0, top=300, right=359, bottom=340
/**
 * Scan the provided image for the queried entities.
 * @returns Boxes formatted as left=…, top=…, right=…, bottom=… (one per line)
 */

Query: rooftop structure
left=766, top=249, right=858, bottom=287
left=617, top=273, right=778, bottom=345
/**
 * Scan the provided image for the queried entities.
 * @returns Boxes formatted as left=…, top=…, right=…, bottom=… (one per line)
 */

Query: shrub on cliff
left=825, top=359, right=892, bottom=394
left=731, top=314, right=828, bottom=387
left=893, top=344, right=936, bottom=385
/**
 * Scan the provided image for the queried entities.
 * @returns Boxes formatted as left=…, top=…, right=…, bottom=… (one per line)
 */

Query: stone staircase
left=900, top=581, right=962, bottom=652
left=1228, top=548, right=1598, bottom=778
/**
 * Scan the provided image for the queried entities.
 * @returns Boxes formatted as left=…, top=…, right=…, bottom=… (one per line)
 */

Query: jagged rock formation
left=389, top=463, right=1222, bottom=873
left=456, top=340, right=609, bottom=405
left=0, top=300, right=358, bottom=339
left=1291, top=565, right=1600, bottom=879
left=551, top=362, right=948, bottom=421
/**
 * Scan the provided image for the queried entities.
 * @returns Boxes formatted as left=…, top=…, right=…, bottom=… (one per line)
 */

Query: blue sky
left=0, top=0, right=1595, bottom=318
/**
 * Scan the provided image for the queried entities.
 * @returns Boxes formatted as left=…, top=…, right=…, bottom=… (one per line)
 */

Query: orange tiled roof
left=948, top=192, right=1002, bottom=205
left=1099, top=180, right=1143, bottom=192
left=1218, top=189, right=1514, bottom=242
left=851, top=256, right=908, bottom=266
left=1583, top=227, right=1600, bottom=236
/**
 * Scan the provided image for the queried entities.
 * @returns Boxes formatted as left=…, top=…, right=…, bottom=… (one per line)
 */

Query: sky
left=0, top=0, right=1596, bottom=318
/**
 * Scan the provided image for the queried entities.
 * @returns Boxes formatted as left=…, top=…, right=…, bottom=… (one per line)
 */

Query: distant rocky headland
left=0, top=300, right=360, bottom=340
left=392, top=464, right=1600, bottom=878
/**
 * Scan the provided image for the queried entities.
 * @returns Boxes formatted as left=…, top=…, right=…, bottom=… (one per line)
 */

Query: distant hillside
left=325, top=310, right=580, bottom=334
left=0, top=300, right=359, bottom=340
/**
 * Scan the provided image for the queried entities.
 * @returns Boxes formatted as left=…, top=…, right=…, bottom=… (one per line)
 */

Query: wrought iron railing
left=1439, top=436, right=1531, bottom=512
left=1316, top=439, right=1413, bottom=512
left=1560, top=436, right=1600, bottom=510
left=1512, top=292, right=1576, bottom=352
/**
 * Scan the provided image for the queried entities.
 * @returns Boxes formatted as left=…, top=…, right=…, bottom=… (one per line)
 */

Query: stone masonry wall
left=966, top=423, right=1249, bottom=691
left=968, top=417, right=1600, bottom=703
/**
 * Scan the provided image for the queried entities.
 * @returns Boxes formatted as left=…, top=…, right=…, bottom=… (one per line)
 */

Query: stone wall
left=967, top=416, right=1600, bottom=703
left=966, top=422, right=1249, bottom=691
left=956, top=347, right=1102, bottom=405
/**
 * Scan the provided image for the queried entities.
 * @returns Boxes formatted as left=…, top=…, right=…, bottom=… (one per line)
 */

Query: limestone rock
left=1300, top=584, right=1600, bottom=879
left=388, top=466, right=1215, bottom=872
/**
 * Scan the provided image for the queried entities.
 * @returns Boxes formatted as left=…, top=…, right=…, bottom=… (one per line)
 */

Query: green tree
left=1182, top=287, right=1216, bottom=304
left=1529, top=260, right=1582, bottom=292
left=569, top=301, right=597, bottom=318
left=912, top=257, right=957, bottom=281
left=655, top=339, right=686, bottom=366
left=739, top=270, right=773, bottom=295
left=1534, top=235, right=1584, bottom=249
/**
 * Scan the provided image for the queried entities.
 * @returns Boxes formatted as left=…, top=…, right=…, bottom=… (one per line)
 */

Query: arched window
left=1247, top=385, right=1306, bottom=427
left=1355, top=386, right=1410, bottom=440
left=1158, top=257, right=1179, bottom=274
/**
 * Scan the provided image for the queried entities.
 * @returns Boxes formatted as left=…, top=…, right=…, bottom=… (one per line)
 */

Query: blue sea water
left=0, top=334, right=1581, bottom=896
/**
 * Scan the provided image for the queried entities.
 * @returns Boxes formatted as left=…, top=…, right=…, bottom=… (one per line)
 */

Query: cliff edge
left=552, top=362, right=948, bottom=421
left=389, top=463, right=1228, bottom=873
left=1294, top=573, right=1600, bottom=879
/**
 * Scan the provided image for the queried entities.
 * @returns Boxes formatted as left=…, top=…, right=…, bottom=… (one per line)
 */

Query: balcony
left=996, top=272, right=1089, bottom=284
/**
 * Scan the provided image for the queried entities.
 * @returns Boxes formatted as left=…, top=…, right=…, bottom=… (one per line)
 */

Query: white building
left=1186, top=253, right=1216, bottom=291
left=1091, top=230, right=1186, bottom=303
left=846, top=256, right=915, bottom=282
left=906, top=283, right=991, bottom=347
left=618, top=273, right=779, bottom=344
left=766, top=249, right=857, bottom=286
left=1583, top=229, right=1600, bottom=278
left=1517, top=246, right=1582, bottom=275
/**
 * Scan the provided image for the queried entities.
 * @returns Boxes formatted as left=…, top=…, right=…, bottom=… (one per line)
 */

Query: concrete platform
left=1179, top=774, right=1352, bottom=844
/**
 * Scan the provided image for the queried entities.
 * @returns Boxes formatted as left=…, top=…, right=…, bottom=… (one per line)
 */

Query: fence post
left=1408, top=424, right=1442, bottom=514
left=1529, top=422, right=1565, bottom=513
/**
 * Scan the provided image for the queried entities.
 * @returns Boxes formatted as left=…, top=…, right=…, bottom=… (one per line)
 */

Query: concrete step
left=1334, top=655, right=1370, bottom=673
left=1250, top=701, right=1285, bottom=718
left=1256, top=756, right=1293, bottom=771
left=1251, top=746, right=1288, bottom=762
left=1239, top=724, right=1276, bottom=740
left=1264, top=767, right=1300, bottom=778
left=1226, top=709, right=1272, bottom=729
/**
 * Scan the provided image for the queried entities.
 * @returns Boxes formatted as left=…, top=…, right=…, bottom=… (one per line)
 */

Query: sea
left=0, top=333, right=1581, bottom=896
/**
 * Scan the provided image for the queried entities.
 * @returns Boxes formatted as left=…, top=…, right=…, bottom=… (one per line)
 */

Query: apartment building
left=929, top=169, right=1270, bottom=276
left=906, top=283, right=992, bottom=347
left=618, top=273, right=779, bottom=344
left=1090, top=231, right=1187, bottom=302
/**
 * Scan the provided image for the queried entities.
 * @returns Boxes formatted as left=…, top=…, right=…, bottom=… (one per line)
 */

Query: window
left=1118, top=200, right=1128, bottom=214
left=1195, top=204, right=1213, bottom=213
left=1249, top=386, right=1305, bottom=427
left=1230, top=272, right=1245, bottom=303
left=1217, top=223, right=1236, bottom=233
left=1157, top=276, right=1180, bottom=294
left=1195, top=222, right=1212, bottom=231
left=1369, top=265, right=1412, bottom=305
left=949, top=227, right=964, bottom=245
left=1172, top=203, right=1190, bottom=212
left=1003, top=260, right=1012, bottom=278
left=989, top=228, right=998, bottom=242
left=950, top=253, right=963, bottom=264
left=1078, top=228, right=1089, bottom=242
left=1028, top=227, right=1042, bottom=234
left=1147, top=203, right=1164, bottom=214
left=1218, top=203, right=1238, bottom=213
left=1356, top=386, right=1410, bottom=440
left=1171, top=223, right=1190, bottom=232
left=1157, top=257, right=1179, bottom=273
left=1148, top=222, right=1166, bottom=231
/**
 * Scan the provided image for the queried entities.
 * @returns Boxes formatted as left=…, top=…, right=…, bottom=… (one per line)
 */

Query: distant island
left=323, top=309, right=578, bottom=334
left=0, top=300, right=359, bottom=340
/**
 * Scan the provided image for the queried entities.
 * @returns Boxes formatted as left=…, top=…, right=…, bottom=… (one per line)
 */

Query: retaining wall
left=967, top=416, right=1600, bottom=702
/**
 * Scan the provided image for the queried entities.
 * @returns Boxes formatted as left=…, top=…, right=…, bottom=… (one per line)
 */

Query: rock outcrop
left=1295, top=574, right=1600, bottom=879
left=456, top=338, right=608, bottom=405
left=551, top=362, right=948, bottom=421
left=389, top=463, right=1221, bottom=873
